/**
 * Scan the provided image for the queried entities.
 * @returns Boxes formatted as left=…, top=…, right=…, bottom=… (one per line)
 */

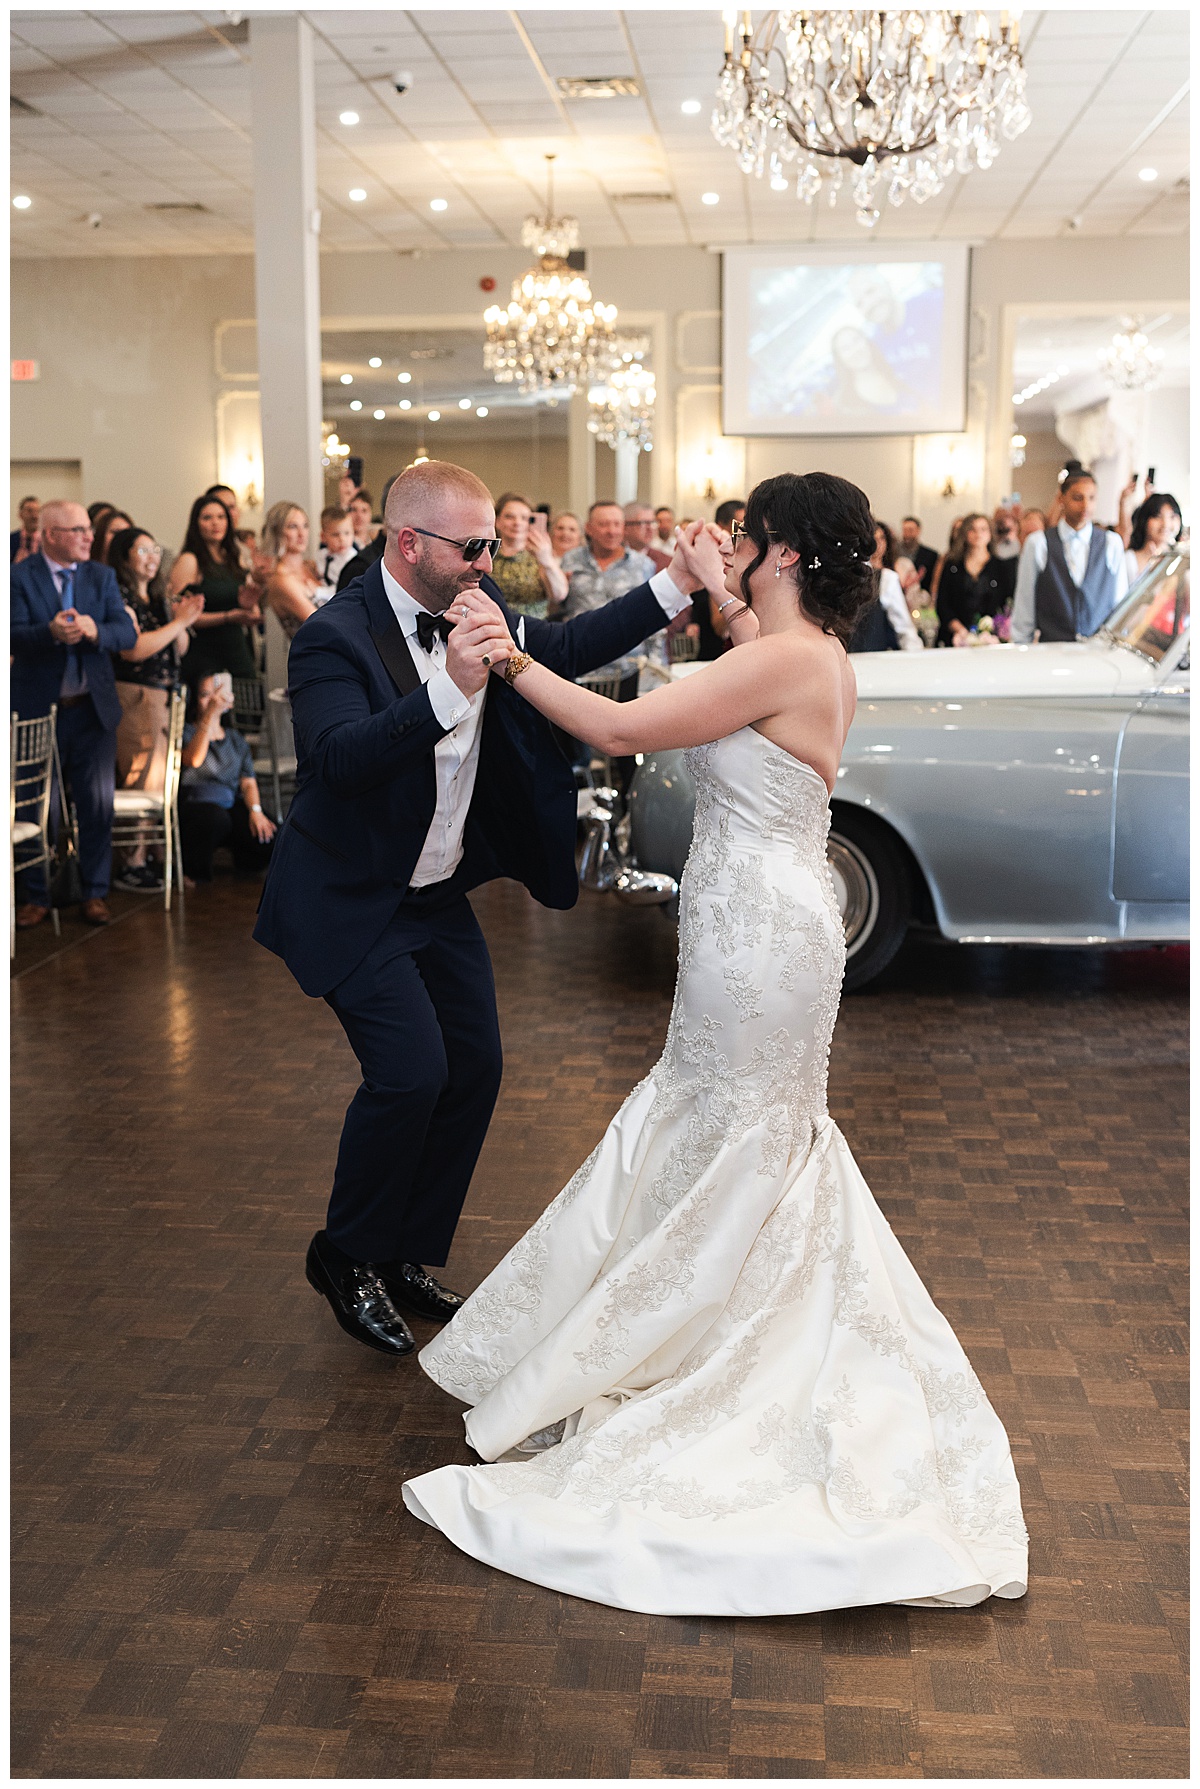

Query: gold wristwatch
left=503, top=650, right=533, bottom=686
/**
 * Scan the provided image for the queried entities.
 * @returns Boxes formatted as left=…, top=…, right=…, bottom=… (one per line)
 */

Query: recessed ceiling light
left=1138, top=166, right=1158, bottom=182
left=680, top=99, right=701, bottom=115
left=373, top=408, right=385, bottom=419
left=397, top=371, right=412, bottom=384
left=348, top=187, right=367, bottom=202
left=430, top=197, right=448, bottom=212
left=428, top=410, right=441, bottom=421
left=770, top=174, right=788, bottom=191
left=340, top=373, right=353, bottom=385
left=701, top=191, right=719, bottom=205
left=349, top=399, right=362, bottom=410
left=458, top=397, right=472, bottom=410
left=399, top=399, right=412, bottom=410
left=12, top=194, right=32, bottom=210
left=476, top=406, right=488, bottom=417
left=339, top=110, right=360, bottom=126
left=368, top=356, right=382, bottom=367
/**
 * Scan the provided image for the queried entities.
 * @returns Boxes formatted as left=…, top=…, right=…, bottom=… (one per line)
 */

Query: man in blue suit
left=255, top=460, right=702, bottom=1358
left=10, top=499, right=136, bottom=927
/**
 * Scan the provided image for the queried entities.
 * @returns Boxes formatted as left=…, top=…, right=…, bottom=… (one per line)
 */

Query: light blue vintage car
left=622, top=549, right=1189, bottom=990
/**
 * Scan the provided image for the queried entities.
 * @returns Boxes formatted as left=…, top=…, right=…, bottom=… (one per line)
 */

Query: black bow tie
left=414, top=610, right=453, bottom=653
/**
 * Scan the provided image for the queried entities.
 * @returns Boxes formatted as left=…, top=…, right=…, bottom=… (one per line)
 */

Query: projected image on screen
left=722, top=246, right=968, bottom=437
left=750, top=262, right=943, bottom=425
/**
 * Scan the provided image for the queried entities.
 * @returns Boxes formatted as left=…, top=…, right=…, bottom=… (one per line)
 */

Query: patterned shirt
left=561, top=543, right=658, bottom=675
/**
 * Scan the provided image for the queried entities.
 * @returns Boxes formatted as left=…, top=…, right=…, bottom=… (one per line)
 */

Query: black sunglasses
left=410, top=526, right=500, bottom=561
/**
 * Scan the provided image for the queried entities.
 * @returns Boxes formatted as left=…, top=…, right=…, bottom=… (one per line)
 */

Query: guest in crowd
left=1117, top=472, right=1155, bottom=547
left=851, top=520, right=923, bottom=651
left=1126, top=492, right=1183, bottom=585
left=936, top=513, right=1011, bottom=646
left=204, top=483, right=243, bottom=529
left=623, top=502, right=670, bottom=574
left=561, top=499, right=657, bottom=686
left=549, top=511, right=582, bottom=559
left=899, top=515, right=938, bottom=592
left=315, top=505, right=357, bottom=595
left=489, top=491, right=568, bottom=619
left=179, top=672, right=276, bottom=883
left=166, top=493, right=259, bottom=680
left=1011, top=469, right=1128, bottom=644
left=348, top=490, right=376, bottom=550
left=337, top=471, right=359, bottom=510
left=990, top=507, right=1021, bottom=562
left=11, top=494, right=40, bottom=563
left=86, top=499, right=118, bottom=524
left=10, top=499, right=136, bottom=927
left=90, top=506, right=134, bottom=562
left=335, top=473, right=401, bottom=592
left=714, top=497, right=746, bottom=535
left=1018, top=508, right=1046, bottom=544
left=260, top=501, right=321, bottom=641
left=654, top=505, right=675, bottom=548
left=108, top=526, right=204, bottom=891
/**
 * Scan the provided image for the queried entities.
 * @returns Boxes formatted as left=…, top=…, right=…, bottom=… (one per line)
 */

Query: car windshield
left=1103, top=548, right=1190, bottom=664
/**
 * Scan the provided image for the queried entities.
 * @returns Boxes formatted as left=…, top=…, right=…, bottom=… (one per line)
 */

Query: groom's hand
left=665, top=519, right=711, bottom=595
left=444, top=593, right=513, bottom=697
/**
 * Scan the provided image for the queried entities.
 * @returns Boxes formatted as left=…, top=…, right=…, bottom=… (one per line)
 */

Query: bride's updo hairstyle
left=739, top=471, right=877, bottom=645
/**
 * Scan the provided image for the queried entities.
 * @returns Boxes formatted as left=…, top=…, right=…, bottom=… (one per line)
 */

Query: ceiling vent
left=145, top=201, right=210, bottom=213
left=557, top=75, right=640, bottom=100
left=11, top=95, right=43, bottom=117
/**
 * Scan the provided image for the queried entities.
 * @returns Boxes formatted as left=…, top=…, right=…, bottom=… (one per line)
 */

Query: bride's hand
left=674, top=520, right=729, bottom=594
left=445, top=590, right=515, bottom=689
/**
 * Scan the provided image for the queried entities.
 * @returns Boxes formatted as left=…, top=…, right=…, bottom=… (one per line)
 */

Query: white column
left=614, top=441, right=640, bottom=506
left=568, top=390, right=595, bottom=519
left=250, top=13, right=324, bottom=693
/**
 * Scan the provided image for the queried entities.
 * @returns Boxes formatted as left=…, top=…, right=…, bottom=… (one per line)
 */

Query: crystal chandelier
left=587, top=334, right=655, bottom=452
left=1099, top=317, right=1164, bottom=392
left=712, top=9, right=1032, bottom=228
left=320, top=423, right=349, bottom=474
left=484, top=155, right=617, bottom=396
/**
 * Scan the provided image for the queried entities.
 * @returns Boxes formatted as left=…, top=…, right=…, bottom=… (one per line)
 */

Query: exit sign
left=11, top=360, right=39, bottom=382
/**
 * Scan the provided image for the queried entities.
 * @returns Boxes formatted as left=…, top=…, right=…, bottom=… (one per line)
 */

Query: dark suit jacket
left=10, top=555, right=136, bottom=730
left=335, top=534, right=385, bottom=593
left=254, top=560, right=670, bottom=996
left=910, top=544, right=939, bottom=591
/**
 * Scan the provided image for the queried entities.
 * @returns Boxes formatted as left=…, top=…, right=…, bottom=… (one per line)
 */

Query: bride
left=402, top=471, right=1027, bottom=1618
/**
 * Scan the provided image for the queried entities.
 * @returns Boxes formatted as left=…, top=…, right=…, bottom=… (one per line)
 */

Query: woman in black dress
left=165, top=494, right=260, bottom=681
left=936, top=514, right=1008, bottom=646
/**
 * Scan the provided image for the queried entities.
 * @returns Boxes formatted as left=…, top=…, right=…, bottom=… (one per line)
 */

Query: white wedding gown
left=403, top=727, right=1027, bottom=1616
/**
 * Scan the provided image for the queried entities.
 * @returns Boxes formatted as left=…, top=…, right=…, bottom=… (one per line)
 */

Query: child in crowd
left=314, top=506, right=357, bottom=600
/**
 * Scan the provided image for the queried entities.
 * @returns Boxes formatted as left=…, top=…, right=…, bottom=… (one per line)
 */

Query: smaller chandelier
left=484, top=155, right=617, bottom=397
left=713, top=9, right=1032, bottom=228
left=588, top=335, right=655, bottom=452
left=321, top=422, right=349, bottom=474
left=1099, top=317, right=1164, bottom=392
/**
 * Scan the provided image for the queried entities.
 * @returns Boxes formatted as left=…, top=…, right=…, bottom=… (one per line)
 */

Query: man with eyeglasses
left=10, top=499, right=136, bottom=928
left=255, top=458, right=709, bottom=1361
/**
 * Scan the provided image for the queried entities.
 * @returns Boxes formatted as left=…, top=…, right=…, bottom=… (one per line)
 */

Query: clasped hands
left=49, top=607, right=99, bottom=646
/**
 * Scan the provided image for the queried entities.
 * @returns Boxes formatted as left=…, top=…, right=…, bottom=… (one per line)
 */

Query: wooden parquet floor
left=11, top=878, right=1189, bottom=1779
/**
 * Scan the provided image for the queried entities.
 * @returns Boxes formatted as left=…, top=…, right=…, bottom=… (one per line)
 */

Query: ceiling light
left=428, top=409, right=441, bottom=421
left=368, top=356, right=382, bottom=367
left=458, top=397, right=472, bottom=410
left=339, top=110, right=360, bottom=126
left=681, top=99, right=702, bottom=115
left=12, top=195, right=32, bottom=210
left=348, top=187, right=366, bottom=202
left=701, top=191, right=719, bottom=205
left=397, top=371, right=412, bottom=384
left=770, top=174, right=788, bottom=191
left=476, top=406, right=489, bottom=417
left=372, top=408, right=384, bottom=419
left=340, top=373, right=353, bottom=385
left=1138, top=166, right=1158, bottom=182
left=349, top=399, right=362, bottom=410
left=399, top=399, right=412, bottom=410
left=430, top=197, right=448, bottom=212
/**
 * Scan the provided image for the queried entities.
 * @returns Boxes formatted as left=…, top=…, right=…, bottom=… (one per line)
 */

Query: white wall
left=11, top=236, right=1189, bottom=547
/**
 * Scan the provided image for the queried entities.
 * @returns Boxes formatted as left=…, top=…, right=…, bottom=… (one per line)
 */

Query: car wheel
left=828, top=809, right=913, bottom=992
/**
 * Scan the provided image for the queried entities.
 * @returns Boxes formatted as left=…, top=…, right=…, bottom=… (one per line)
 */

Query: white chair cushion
left=12, top=820, right=41, bottom=843
left=112, top=790, right=164, bottom=816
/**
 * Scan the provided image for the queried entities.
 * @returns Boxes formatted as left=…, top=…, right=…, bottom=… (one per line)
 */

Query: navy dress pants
left=18, top=697, right=116, bottom=903
left=323, top=886, right=503, bottom=1268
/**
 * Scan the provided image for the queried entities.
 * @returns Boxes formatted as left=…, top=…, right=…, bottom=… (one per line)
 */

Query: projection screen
left=723, top=243, right=970, bottom=437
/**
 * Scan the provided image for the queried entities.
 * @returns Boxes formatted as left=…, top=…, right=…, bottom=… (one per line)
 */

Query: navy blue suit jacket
left=10, top=555, right=136, bottom=731
left=254, top=559, right=671, bottom=996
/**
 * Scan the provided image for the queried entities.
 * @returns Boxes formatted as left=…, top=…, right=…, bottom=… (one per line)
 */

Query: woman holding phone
left=178, top=671, right=276, bottom=883
left=489, top=491, right=568, bottom=619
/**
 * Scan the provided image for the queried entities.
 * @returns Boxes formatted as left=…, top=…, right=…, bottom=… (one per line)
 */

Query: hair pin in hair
left=808, top=556, right=822, bottom=570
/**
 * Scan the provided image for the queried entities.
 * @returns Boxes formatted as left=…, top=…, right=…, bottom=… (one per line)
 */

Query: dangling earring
left=775, top=554, right=783, bottom=579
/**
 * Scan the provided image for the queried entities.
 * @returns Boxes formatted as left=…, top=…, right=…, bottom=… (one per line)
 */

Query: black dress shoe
left=379, top=1261, right=465, bottom=1324
left=305, top=1235, right=415, bottom=1357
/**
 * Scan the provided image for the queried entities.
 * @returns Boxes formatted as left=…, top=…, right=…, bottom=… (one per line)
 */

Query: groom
left=255, top=460, right=704, bottom=1357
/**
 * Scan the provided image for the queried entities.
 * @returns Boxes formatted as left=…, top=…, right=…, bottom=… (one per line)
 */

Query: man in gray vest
left=1010, top=468, right=1128, bottom=644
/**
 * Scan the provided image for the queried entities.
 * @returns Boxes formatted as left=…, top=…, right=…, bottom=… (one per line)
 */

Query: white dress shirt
left=382, top=559, right=692, bottom=887
left=1010, top=520, right=1128, bottom=645
left=878, top=567, right=923, bottom=651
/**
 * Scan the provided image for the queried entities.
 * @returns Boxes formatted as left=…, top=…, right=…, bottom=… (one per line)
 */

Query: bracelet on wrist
left=503, top=650, right=533, bottom=686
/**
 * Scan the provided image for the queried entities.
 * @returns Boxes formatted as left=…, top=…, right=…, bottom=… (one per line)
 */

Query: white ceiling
left=10, top=8, right=1191, bottom=259
left=1011, top=307, right=1190, bottom=419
